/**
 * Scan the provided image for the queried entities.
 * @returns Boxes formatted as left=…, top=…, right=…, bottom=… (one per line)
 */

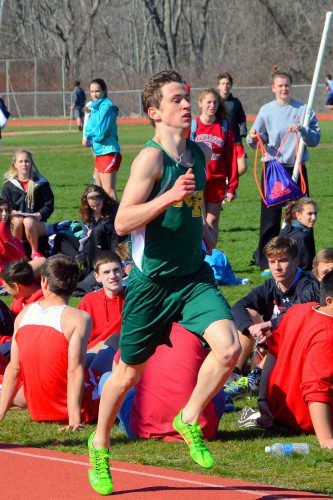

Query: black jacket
left=231, top=269, right=318, bottom=334
left=222, top=93, right=247, bottom=144
left=279, top=222, right=315, bottom=271
left=2, top=175, right=54, bottom=222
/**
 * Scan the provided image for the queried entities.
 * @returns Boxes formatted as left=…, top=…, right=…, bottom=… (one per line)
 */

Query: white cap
left=265, top=446, right=271, bottom=453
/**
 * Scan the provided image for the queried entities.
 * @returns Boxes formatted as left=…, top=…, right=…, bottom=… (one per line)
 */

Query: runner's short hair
left=264, top=236, right=298, bottom=260
left=320, top=271, right=333, bottom=306
left=41, top=255, right=79, bottom=296
left=93, top=250, right=122, bottom=274
left=142, top=70, right=183, bottom=126
left=0, top=259, right=35, bottom=287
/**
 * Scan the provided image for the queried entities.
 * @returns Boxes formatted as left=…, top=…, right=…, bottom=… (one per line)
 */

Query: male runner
left=87, top=70, right=240, bottom=495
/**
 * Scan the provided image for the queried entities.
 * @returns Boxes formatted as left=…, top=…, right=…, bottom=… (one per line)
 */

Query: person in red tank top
left=193, top=88, right=238, bottom=243
left=0, top=255, right=97, bottom=429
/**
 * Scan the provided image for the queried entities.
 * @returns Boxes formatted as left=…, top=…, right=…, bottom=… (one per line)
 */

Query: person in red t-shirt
left=255, top=271, right=333, bottom=450
left=1, top=259, right=44, bottom=318
left=78, top=250, right=125, bottom=351
left=191, top=88, right=238, bottom=242
left=0, top=255, right=99, bottom=428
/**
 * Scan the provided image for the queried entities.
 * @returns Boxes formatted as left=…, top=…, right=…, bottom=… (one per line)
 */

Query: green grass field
left=0, top=122, right=332, bottom=495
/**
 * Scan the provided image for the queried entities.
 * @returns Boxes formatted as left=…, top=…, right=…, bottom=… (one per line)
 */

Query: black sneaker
left=248, top=367, right=262, bottom=395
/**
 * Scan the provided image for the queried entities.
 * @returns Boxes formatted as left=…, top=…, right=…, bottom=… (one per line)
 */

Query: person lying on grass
left=254, top=271, right=333, bottom=450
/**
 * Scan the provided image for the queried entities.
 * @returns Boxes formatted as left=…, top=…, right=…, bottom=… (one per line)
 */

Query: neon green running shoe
left=173, top=409, right=215, bottom=468
left=88, top=431, right=113, bottom=495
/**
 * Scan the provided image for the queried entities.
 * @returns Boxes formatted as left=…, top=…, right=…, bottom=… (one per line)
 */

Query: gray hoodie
left=247, top=99, right=320, bottom=168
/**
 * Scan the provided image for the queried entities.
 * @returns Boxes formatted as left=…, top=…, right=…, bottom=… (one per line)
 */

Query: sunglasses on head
left=87, top=194, right=103, bottom=201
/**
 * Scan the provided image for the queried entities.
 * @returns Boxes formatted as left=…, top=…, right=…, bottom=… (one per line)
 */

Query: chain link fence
left=0, top=58, right=329, bottom=118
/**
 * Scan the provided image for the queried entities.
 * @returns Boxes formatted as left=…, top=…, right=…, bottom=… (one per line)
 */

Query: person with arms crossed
left=87, top=70, right=240, bottom=495
left=82, top=78, right=121, bottom=201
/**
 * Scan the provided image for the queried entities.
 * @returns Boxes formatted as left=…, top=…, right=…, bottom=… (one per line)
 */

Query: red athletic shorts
left=235, top=144, right=248, bottom=160
left=204, top=179, right=226, bottom=204
left=94, top=153, right=122, bottom=173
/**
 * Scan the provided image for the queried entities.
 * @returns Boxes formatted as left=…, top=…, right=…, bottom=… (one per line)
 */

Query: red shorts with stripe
left=235, top=144, right=248, bottom=160
left=204, top=179, right=227, bottom=204
left=94, top=153, right=122, bottom=173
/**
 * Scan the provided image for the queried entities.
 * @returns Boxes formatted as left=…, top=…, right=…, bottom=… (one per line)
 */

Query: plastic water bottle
left=265, top=443, right=310, bottom=455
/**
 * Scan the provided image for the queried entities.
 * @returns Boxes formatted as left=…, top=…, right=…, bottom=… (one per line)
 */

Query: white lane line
left=0, top=447, right=286, bottom=497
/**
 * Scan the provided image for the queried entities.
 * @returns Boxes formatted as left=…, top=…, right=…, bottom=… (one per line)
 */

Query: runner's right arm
left=65, top=309, right=92, bottom=429
left=115, top=147, right=195, bottom=236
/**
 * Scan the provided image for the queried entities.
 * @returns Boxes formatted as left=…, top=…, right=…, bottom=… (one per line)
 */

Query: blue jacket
left=84, top=97, right=120, bottom=156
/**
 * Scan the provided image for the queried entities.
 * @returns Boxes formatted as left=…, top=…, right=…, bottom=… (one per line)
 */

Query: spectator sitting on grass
left=279, top=197, right=317, bottom=272
left=115, top=241, right=134, bottom=285
left=2, top=149, right=54, bottom=260
left=0, top=255, right=101, bottom=427
left=229, top=236, right=317, bottom=388
left=297, top=248, right=333, bottom=304
left=78, top=251, right=125, bottom=351
left=1, top=259, right=44, bottom=318
left=255, top=271, right=333, bottom=450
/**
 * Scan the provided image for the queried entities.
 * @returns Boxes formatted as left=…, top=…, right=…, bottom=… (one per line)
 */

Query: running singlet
left=15, top=302, right=100, bottom=422
left=131, top=139, right=206, bottom=279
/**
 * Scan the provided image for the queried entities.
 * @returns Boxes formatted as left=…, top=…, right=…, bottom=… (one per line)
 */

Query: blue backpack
left=190, top=118, right=228, bottom=141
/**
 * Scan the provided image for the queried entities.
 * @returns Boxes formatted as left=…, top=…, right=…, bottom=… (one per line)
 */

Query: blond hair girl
left=2, top=149, right=54, bottom=259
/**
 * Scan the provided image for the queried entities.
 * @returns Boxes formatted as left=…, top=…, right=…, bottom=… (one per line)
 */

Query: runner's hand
left=82, top=137, right=89, bottom=147
left=226, top=193, right=235, bottom=203
left=169, top=168, right=195, bottom=203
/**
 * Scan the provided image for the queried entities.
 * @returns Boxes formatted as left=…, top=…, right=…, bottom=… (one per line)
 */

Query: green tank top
left=131, top=138, right=206, bottom=279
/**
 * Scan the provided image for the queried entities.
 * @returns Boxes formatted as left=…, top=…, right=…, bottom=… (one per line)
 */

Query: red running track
left=0, top=443, right=328, bottom=499
left=6, top=114, right=333, bottom=127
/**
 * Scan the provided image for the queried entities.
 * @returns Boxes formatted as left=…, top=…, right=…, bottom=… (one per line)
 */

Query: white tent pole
left=292, top=11, right=332, bottom=183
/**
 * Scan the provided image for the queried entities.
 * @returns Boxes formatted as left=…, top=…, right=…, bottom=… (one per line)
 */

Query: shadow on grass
left=224, top=226, right=258, bottom=233
left=216, top=425, right=296, bottom=441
